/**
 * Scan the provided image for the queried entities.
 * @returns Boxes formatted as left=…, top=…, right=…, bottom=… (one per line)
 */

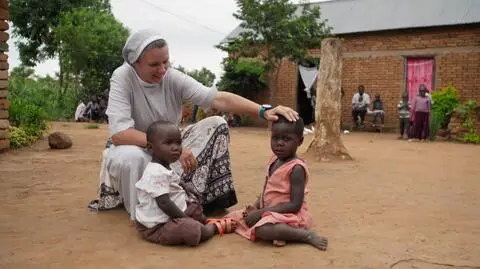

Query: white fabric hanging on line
left=298, top=65, right=319, bottom=99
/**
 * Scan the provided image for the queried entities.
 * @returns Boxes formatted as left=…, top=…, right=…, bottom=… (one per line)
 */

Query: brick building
left=222, top=0, right=480, bottom=129
left=0, top=0, right=8, bottom=151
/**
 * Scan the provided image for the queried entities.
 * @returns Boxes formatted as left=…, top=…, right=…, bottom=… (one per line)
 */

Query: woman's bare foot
left=305, top=232, right=328, bottom=251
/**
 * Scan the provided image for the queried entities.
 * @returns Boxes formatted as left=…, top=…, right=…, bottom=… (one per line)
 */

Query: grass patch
left=85, top=123, right=100, bottom=129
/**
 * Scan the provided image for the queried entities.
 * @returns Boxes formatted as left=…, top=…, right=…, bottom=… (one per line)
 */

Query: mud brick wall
left=0, top=0, right=8, bottom=151
left=255, top=24, right=480, bottom=129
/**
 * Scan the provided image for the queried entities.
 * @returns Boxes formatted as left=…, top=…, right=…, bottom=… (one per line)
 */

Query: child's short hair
left=146, top=120, right=177, bottom=143
left=375, top=94, right=380, bottom=98
left=273, top=115, right=305, bottom=137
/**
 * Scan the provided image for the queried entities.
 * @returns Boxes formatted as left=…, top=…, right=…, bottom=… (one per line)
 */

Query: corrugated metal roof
left=222, top=0, right=480, bottom=42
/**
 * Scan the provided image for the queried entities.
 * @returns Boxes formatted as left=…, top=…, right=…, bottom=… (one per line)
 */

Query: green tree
left=216, top=58, right=267, bottom=99
left=10, top=66, right=35, bottom=79
left=10, top=0, right=111, bottom=66
left=175, top=66, right=216, bottom=87
left=217, top=0, right=331, bottom=104
left=54, top=8, right=129, bottom=98
left=188, top=68, right=216, bottom=87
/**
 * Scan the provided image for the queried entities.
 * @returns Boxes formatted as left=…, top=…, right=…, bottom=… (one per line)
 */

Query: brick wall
left=262, top=23, right=480, bottom=129
left=0, top=0, right=7, bottom=152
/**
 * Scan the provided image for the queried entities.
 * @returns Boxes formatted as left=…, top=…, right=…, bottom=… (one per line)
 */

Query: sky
left=6, top=0, right=314, bottom=82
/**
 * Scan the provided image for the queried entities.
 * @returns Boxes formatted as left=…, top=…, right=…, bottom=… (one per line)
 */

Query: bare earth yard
left=1, top=122, right=479, bottom=269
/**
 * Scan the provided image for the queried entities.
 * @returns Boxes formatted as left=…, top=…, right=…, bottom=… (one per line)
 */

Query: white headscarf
left=122, top=29, right=165, bottom=64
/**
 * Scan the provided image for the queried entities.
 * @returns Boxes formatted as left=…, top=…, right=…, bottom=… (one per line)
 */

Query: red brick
left=0, top=0, right=7, bottom=10
left=0, top=8, right=7, bottom=21
left=0, top=20, right=7, bottom=31
left=0, top=128, right=7, bottom=139
left=0, top=31, right=7, bottom=42
left=0, top=109, right=6, bottom=119
left=0, top=139, right=8, bottom=151
left=0, top=98, right=7, bottom=109
left=0, top=119, right=8, bottom=129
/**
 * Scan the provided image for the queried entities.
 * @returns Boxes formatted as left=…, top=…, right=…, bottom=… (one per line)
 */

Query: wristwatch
left=259, top=104, right=273, bottom=120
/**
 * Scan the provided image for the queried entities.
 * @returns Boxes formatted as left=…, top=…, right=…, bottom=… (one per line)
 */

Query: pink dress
left=228, top=156, right=312, bottom=241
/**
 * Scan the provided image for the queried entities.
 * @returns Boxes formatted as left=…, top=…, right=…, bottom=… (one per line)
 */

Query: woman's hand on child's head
left=245, top=210, right=264, bottom=227
left=179, top=148, right=197, bottom=173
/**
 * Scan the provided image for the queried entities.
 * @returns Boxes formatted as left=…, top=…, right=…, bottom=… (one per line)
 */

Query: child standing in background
left=397, top=92, right=411, bottom=139
left=411, top=85, right=432, bottom=141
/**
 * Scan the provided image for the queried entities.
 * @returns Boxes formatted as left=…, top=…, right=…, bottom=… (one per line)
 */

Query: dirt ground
left=1, top=122, right=479, bottom=269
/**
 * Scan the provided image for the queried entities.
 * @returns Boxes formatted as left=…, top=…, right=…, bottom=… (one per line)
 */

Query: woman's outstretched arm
left=211, top=91, right=299, bottom=122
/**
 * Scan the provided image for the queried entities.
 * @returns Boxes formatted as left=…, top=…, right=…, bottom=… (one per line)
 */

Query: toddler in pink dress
left=228, top=116, right=328, bottom=250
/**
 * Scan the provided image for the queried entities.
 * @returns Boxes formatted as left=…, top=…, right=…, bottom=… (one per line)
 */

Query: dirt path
left=1, top=122, right=479, bottom=269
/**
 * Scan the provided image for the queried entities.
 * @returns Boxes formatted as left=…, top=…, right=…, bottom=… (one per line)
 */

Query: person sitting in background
left=371, top=94, right=385, bottom=127
left=351, top=85, right=370, bottom=128
left=75, top=100, right=87, bottom=122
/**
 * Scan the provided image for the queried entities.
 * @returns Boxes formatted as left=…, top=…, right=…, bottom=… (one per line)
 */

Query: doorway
left=297, top=62, right=319, bottom=126
left=406, top=57, right=435, bottom=103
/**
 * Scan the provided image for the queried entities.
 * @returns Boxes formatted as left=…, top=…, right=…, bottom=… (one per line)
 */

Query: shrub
left=216, top=58, right=267, bottom=99
left=455, top=99, right=480, bottom=144
left=431, top=85, right=460, bottom=129
left=429, top=112, right=443, bottom=141
left=8, top=126, right=37, bottom=149
left=8, top=74, right=79, bottom=122
left=7, top=73, right=79, bottom=148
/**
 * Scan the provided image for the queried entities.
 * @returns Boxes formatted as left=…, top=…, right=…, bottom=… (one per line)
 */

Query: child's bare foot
left=305, top=232, right=328, bottom=251
left=273, top=240, right=287, bottom=247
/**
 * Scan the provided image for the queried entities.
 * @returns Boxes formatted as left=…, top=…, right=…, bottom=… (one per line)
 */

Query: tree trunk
left=59, top=57, right=64, bottom=89
left=305, top=38, right=352, bottom=162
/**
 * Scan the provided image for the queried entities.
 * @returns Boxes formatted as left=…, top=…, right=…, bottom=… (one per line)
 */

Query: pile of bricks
left=0, top=0, right=8, bottom=152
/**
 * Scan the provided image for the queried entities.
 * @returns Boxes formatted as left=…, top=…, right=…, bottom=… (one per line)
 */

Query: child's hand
left=180, top=182, right=201, bottom=202
left=244, top=210, right=264, bottom=227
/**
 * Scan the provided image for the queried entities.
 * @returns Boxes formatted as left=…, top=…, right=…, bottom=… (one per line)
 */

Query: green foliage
left=455, top=99, right=480, bottom=144
left=9, top=75, right=78, bottom=121
left=431, top=85, right=460, bottom=129
left=217, top=0, right=331, bottom=72
left=216, top=58, right=267, bottom=99
left=176, top=66, right=216, bottom=87
left=7, top=73, right=80, bottom=148
left=240, top=116, right=255, bottom=126
left=455, top=99, right=477, bottom=121
left=10, top=0, right=111, bottom=66
left=429, top=111, right=443, bottom=141
left=8, top=126, right=38, bottom=149
left=54, top=8, right=129, bottom=97
left=86, top=123, right=100, bottom=129
left=463, top=132, right=480, bottom=144
left=10, top=66, right=35, bottom=79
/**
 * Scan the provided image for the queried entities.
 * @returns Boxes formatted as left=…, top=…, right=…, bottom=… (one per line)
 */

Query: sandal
left=207, top=218, right=236, bottom=236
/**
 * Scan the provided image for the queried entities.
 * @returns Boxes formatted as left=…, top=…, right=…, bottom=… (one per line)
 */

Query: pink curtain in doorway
left=406, top=58, right=434, bottom=104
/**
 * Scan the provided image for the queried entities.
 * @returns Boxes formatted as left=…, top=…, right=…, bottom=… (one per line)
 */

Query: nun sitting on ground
left=88, top=29, right=299, bottom=219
